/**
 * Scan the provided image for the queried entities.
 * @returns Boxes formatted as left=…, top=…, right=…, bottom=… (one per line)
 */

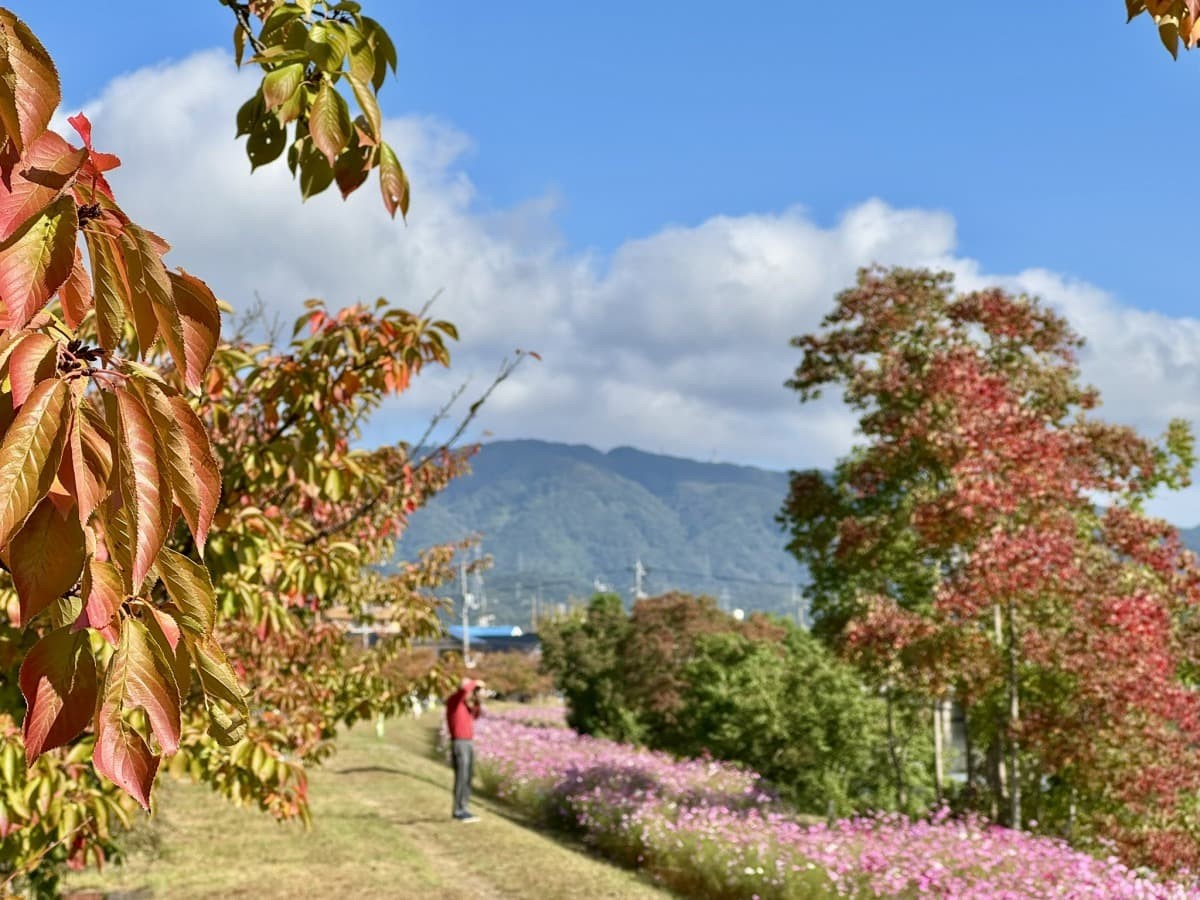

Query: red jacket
left=446, top=680, right=483, bottom=740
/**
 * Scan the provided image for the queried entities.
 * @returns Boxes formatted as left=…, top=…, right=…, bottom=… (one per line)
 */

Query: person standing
left=446, top=677, right=485, bottom=822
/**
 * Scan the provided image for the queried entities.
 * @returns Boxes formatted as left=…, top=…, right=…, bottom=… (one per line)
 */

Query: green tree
left=677, top=624, right=931, bottom=816
left=538, top=594, right=641, bottom=742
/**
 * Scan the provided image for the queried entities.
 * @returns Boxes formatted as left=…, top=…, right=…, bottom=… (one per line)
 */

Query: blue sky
left=17, top=3, right=1200, bottom=523
left=24, top=3, right=1197, bottom=312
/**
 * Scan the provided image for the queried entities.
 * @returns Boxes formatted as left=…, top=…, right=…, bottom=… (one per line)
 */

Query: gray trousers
left=451, top=739, right=475, bottom=816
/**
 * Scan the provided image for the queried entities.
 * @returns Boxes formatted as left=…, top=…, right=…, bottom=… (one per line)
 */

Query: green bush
left=540, top=592, right=934, bottom=815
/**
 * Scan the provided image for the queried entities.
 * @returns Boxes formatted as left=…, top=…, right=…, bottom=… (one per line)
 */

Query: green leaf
left=306, top=21, right=350, bottom=73
left=309, top=78, right=352, bottom=165
left=233, top=21, right=248, bottom=68
left=152, top=546, right=216, bottom=637
left=245, top=107, right=287, bottom=170
left=378, top=141, right=409, bottom=220
left=344, top=25, right=375, bottom=86
left=296, top=137, right=336, bottom=199
left=191, top=634, right=248, bottom=746
left=0, top=377, right=68, bottom=551
left=235, top=93, right=264, bottom=138
left=112, top=617, right=181, bottom=755
left=346, top=74, right=381, bottom=143
left=1161, top=16, right=1182, bottom=57
left=262, top=62, right=304, bottom=111
left=362, top=16, right=397, bottom=92
left=19, top=627, right=96, bottom=765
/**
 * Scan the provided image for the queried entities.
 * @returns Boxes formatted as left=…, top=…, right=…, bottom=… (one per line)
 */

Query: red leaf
left=19, top=626, right=96, bottom=765
left=59, top=399, right=109, bottom=529
left=93, top=701, right=158, bottom=811
left=66, top=113, right=92, bottom=149
left=75, top=555, right=123, bottom=646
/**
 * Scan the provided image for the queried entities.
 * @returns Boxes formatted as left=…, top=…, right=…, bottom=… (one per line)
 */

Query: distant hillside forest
left=393, top=440, right=807, bottom=627
left=394, top=440, right=1200, bottom=630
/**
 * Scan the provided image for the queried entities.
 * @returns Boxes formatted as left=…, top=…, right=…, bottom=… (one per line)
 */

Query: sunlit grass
left=63, top=714, right=670, bottom=900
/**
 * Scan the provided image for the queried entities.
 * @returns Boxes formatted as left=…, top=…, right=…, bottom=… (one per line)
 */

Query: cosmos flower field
left=467, top=708, right=1199, bottom=899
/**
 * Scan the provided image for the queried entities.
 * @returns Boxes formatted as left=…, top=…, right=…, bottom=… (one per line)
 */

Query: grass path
left=63, top=715, right=672, bottom=899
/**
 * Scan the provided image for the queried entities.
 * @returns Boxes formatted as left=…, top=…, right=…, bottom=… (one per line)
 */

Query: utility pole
left=459, top=560, right=476, bottom=668
left=791, top=582, right=801, bottom=627
left=474, top=546, right=486, bottom=614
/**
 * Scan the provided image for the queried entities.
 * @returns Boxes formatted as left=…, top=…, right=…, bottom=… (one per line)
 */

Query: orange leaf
left=19, top=626, right=96, bottom=765
left=0, top=130, right=85, bottom=241
left=60, top=398, right=110, bottom=528
left=59, top=243, right=91, bottom=329
left=0, top=193, right=77, bottom=328
left=2, top=496, right=84, bottom=625
left=0, top=376, right=69, bottom=549
left=83, top=228, right=129, bottom=352
left=7, top=330, right=56, bottom=407
left=99, top=616, right=181, bottom=758
left=167, top=395, right=220, bottom=551
left=114, top=388, right=172, bottom=592
left=0, top=11, right=60, bottom=153
left=167, top=270, right=220, bottom=393
left=134, top=379, right=213, bottom=553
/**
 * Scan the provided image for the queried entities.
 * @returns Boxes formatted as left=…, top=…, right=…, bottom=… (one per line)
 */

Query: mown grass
left=62, top=714, right=672, bottom=899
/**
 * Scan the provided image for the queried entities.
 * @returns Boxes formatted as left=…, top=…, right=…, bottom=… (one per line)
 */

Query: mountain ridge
left=395, top=439, right=807, bottom=625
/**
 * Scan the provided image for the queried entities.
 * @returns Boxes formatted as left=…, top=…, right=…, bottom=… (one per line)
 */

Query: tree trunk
left=885, top=687, right=907, bottom=809
left=932, top=698, right=944, bottom=803
left=1006, top=600, right=1021, bottom=829
left=963, top=705, right=976, bottom=804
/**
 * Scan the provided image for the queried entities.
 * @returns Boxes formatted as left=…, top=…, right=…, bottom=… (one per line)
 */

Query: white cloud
left=71, top=51, right=1200, bottom=525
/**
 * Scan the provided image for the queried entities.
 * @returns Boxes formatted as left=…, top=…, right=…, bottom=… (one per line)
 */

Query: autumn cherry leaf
left=3, top=497, right=85, bottom=625
left=0, top=376, right=69, bottom=551
left=19, top=626, right=97, bottom=765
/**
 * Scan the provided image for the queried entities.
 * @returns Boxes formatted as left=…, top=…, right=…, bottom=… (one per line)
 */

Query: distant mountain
left=1180, top=526, right=1200, bottom=558
left=394, top=440, right=807, bottom=626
